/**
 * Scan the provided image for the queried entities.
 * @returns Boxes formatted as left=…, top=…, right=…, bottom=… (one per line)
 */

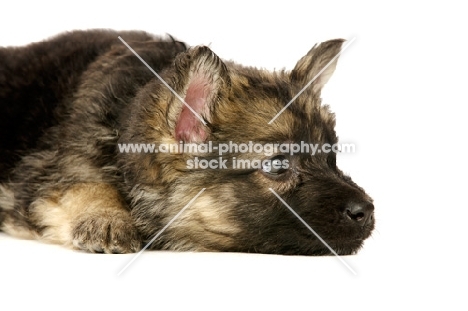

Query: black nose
left=345, top=201, right=374, bottom=226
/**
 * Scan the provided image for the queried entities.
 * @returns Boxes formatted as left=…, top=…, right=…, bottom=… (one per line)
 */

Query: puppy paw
left=72, top=210, right=141, bottom=254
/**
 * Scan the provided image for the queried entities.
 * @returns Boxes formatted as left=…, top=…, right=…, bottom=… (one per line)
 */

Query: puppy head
left=121, top=40, right=374, bottom=255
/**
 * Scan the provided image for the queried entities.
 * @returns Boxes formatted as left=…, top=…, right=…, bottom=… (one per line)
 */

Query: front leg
left=31, top=183, right=141, bottom=253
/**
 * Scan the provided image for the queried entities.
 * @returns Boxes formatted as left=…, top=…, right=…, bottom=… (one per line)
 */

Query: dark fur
left=0, top=30, right=374, bottom=255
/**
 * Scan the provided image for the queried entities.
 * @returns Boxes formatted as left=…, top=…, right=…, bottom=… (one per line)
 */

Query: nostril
left=345, top=201, right=374, bottom=225
left=346, top=209, right=365, bottom=221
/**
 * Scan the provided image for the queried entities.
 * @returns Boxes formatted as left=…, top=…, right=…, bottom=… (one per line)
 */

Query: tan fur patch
left=0, top=184, right=14, bottom=211
left=167, top=189, right=240, bottom=251
left=30, top=183, right=127, bottom=246
left=1, top=222, right=37, bottom=240
left=0, top=184, right=37, bottom=239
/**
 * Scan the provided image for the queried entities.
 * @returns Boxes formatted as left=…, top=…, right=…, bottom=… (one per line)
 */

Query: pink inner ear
left=175, top=77, right=211, bottom=142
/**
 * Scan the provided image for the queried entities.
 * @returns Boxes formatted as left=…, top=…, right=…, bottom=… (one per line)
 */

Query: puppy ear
left=290, top=39, right=344, bottom=94
left=167, top=46, right=230, bottom=142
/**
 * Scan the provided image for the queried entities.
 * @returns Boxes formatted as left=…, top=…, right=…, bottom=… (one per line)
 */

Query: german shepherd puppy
left=0, top=30, right=374, bottom=255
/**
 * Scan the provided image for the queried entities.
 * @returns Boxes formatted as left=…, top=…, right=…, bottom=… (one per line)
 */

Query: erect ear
left=290, top=39, right=344, bottom=94
left=167, top=46, right=230, bottom=143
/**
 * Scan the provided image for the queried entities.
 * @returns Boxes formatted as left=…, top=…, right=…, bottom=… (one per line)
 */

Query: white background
left=1, top=1, right=467, bottom=310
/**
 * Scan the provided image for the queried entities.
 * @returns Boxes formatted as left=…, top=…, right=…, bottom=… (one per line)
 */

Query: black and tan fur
left=0, top=30, right=374, bottom=255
